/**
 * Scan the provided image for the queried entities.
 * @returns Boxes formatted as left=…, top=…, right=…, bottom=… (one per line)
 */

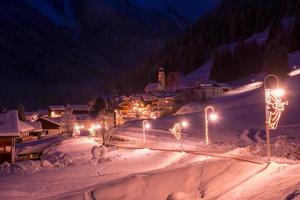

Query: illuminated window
left=0, top=146, right=4, bottom=153
left=5, top=146, right=11, bottom=153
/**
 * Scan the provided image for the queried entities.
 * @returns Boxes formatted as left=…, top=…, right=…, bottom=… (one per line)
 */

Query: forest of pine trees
left=210, top=17, right=292, bottom=82
left=122, top=0, right=300, bottom=92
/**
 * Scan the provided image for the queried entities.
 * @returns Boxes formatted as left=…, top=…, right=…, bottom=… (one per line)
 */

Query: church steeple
left=158, top=67, right=165, bottom=90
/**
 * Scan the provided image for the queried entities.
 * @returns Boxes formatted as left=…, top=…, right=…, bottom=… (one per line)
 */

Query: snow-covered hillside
left=0, top=71, right=300, bottom=199
left=182, top=18, right=297, bottom=87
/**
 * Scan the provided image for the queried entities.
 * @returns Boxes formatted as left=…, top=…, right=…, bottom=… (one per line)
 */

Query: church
left=144, top=68, right=166, bottom=93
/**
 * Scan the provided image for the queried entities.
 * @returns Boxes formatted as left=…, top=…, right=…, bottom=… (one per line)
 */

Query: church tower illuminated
left=158, top=67, right=165, bottom=90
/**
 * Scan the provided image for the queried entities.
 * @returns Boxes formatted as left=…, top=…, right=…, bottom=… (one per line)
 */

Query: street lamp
left=204, top=106, right=218, bottom=145
left=73, top=124, right=84, bottom=137
left=89, top=123, right=101, bottom=140
left=264, top=74, right=288, bottom=162
left=181, top=120, right=188, bottom=128
left=142, top=120, right=150, bottom=146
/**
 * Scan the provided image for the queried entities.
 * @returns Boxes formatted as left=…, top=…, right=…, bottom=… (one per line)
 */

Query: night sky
left=129, top=0, right=221, bottom=21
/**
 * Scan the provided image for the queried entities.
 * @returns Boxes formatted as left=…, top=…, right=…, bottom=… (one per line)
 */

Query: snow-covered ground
left=1, top=47, right=300, bottom=200
left=2, top=72, right=299, bottom=200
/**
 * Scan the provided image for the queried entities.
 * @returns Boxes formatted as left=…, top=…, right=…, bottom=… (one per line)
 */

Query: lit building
left=0, top=110, right=20, bottom=164
left=158, top=67, right=166, bottom=89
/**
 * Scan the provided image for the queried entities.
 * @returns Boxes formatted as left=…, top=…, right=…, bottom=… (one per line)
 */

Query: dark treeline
left=119, top=0, right=300, bottom=93
left=210, top=17, right=293, bottom=82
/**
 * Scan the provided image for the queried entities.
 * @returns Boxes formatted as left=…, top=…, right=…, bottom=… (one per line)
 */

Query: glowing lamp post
left=89, top=124, right=101, bottom=140
left=264, top=74, right=288, bottom=161
left=204, top=106, right=218, bottom=145
left=142, top=120, right=151, bottom=146
left=73, top=124, right=84, bottom=137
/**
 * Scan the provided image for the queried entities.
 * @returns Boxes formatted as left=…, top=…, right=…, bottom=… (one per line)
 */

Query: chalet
left=151, top=92, right=183, bottom=107
left=194, top=81, right=232, bottom=98
left=25, top=112, right=38, bottom=122
left=68, top=105, right=90, bottom=115
left=115, top=100, right=134, bottom=116
left=67, top=104, right=91, bottom=123
left=38, top=117, right=63, bottom=136
left=19, top=120, right=34, bottom=140
left=48, top=105, right=65, bottom=118
left=28, top=121, right=43, bottom=138
left=0, top=111, right=20, bottom=164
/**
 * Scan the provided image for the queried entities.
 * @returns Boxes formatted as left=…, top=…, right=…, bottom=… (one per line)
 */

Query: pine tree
left=91, top=96, right=106, bottom=118
left=264, top=40, right=289, bottom=78
left=267, top=17, right=287, bottom=46
left=288, top=15, right=300, bottom=52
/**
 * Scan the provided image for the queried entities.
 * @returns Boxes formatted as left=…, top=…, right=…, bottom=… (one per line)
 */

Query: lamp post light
left=142, top=120, right=151, bottom=146
left=89, top=123, right=101, bottom=140
left=73, top=124, right=84, bottom=137
left=264, top=74, right=288, bottom=162
left=204, top=106, right=218, bottom=145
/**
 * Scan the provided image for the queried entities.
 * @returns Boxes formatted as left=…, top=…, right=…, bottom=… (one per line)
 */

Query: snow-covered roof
left=175, top=103, right=202, bottom=115
left=38, top=109, right=48, bottom=116
left=68, top=105, right=90, bottom=111
left=49, top=105, right=65, bottom=111
left=142, top=93, right=155, bottom=102
left=39, top=117, right=62, bottom=126
left=19, top=120, right=34, bottom=133
left=75, top=114, right=91, bottom=121
left=151, top=91, right=182, bottom=99
left=29, top=121, right=43, bottom=132
left=0, top=110, right=20, bottom=137
left=145, top=83, right=163, bottom=92
left=199, top=80, right=231, bottom=88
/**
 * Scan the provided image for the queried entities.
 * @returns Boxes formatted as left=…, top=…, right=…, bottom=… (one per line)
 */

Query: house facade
left=38, top=117, right=63, bottom=136
left=0, top=111, right=20, bottom=164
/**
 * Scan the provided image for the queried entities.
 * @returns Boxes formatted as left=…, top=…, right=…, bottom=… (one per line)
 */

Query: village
left=0, top=68, right=232, bottom=164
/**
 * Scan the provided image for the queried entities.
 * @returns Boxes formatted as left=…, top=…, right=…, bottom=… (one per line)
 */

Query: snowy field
left=1, top=55, right=300, bottom=199
left=0, top=73, right=299, bottom=200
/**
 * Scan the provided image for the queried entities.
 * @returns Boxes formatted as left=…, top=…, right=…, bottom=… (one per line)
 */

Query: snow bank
left=63, top=158, right=300, bottom=200
left=41, top=137, right=98, bottom=167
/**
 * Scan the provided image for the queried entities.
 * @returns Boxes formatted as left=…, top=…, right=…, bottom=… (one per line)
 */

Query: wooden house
left=195, top=81, right=232, bottom=98
left=0, top=111, right=20, bottom=164
left=38, top=117, right=63, bottom=136
left=68, top=105, right=90, bottom=115
left=19, top=120, right=34, bottom=141
left=28, top=121, right=43, bottom=138
left=48, top=105, right=65, bottom=118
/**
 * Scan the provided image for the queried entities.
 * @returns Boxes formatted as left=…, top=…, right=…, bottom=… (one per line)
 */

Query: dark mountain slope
left=0, top=0, right=184, bottom=109
left=133, top=0, right=300, bottom=92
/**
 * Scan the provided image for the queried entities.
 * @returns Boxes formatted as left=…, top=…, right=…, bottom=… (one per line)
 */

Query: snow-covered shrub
left=91, top=145, right=107, bottom=160
left=10, top=160, right=41, bottom=175
left=273, top=135, right=298, bottom=159
left=41, top=160, right=53, bottom=169
left=91, top=145, right=109, bottom=165
left=41, top=151, right=73, bottom=168
left=0, top=161, right=10, bottom=169
left=0, top=161, right=11, bottom=175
